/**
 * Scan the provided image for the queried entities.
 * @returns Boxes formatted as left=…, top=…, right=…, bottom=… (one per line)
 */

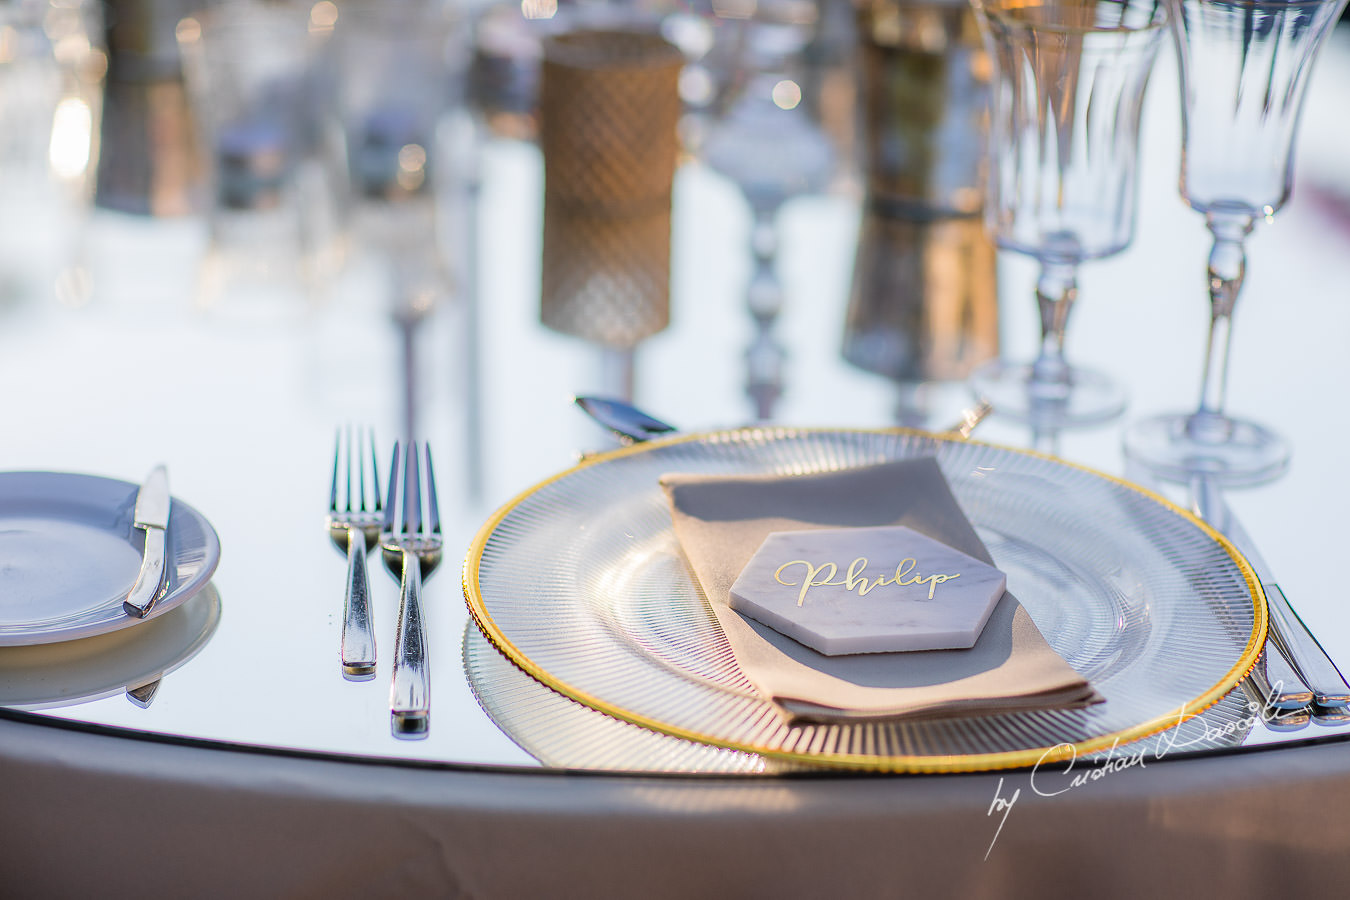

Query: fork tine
left=423, top=444, right=440, bottom=536
left=383, top=440, right=401, bottom=534
left=404, top=441, right=421, bottom=536
left=345, top=424, right=355, bottom=512
left=369, top=428, right=382, bottom=514
left=328, top=427, right=341, bottom=513
left=356, top=426, right=368, bottom=512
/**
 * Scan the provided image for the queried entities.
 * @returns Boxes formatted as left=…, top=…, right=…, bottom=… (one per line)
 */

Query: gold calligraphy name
left=773, top=557, right=961, bottom=606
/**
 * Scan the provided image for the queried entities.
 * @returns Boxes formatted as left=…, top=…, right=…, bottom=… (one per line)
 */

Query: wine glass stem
left=1194, top=212, right=1254, bottom=425
left=1029, top=260, right=1079, bottom=401
left=746, top=205, right=785, bottom=422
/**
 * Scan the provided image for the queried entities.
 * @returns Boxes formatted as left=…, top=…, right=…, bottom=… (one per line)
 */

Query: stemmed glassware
left=970, top=0, right=1168, bottom=430
left=701, top=0, right=834, bottom=422
left=1123, top=0, right=1348, bottom=485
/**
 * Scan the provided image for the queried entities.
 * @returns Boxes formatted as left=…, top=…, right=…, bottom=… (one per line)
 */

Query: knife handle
left=340, top=527, right=377, bottom=680
left=390, top=550, right=429, bottom=739
left=123, top=527, right=168, bottom=618
left=1246, top=644, right=1313, bottom=711
left=1265, top=584, right=1350, bottom=707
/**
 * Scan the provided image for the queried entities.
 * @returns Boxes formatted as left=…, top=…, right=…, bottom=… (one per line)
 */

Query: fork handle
left=390, top=549, right=430, bottom=737
left=340, top=527, right=376, bottom=680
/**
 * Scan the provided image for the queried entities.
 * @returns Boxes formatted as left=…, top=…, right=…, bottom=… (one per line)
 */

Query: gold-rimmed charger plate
left=463, top=620, right=1261, bottom=772
left=464, top=428, right=1266, bottom=773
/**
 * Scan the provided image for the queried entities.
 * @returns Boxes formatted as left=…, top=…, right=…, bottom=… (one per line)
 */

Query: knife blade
left=1189, top=474, right=1349, bottom=709
left=123, top=465, right=171, bottom=618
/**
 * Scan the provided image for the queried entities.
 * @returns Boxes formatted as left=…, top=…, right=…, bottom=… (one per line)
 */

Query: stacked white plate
left=0, top=472, right=221, bottom=708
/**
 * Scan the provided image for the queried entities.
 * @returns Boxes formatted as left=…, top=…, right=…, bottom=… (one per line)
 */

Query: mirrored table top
left=3, top=37, right=1350, bottom=774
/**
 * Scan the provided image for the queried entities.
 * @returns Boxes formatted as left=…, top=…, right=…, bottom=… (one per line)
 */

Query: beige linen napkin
left=661, top=457, right=1101, bottom=724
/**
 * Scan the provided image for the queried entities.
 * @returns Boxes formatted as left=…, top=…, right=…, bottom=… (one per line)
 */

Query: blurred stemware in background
left=176, top=0, right=339, bottom=320
left=331, top=0, right=468, bottom=445
left=700, top=0, right=834, bottom=422
left=1123, top=0, right=1349, bottom=487
left=969, top=0, right=1167, bottom=443
left=536, top=24, right=683, bottom=401
left=840, top=0, right=999, bottom=429
left=0, top=0, right=103, bottom=308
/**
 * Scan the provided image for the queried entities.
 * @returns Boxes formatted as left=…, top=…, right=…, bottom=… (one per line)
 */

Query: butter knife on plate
left=123, top=465, right=172, bottom=618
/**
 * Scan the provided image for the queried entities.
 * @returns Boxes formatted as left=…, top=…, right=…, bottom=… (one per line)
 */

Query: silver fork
left=381, top=440, right=443, bottom=738
left=327, top=427, right=383, bottom=680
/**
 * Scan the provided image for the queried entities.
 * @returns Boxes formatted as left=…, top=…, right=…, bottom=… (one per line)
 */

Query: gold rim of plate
left=462, top=427, right=1268, bottom=773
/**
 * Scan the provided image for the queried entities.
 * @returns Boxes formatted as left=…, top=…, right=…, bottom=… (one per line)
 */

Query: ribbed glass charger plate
left=463, top=623, right=1263, bottom=773
left=463, top=429, right=1266, bottom=773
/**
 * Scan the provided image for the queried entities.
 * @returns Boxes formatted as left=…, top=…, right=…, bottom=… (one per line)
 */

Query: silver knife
left=1190, top=475, right=1349, bottom=709
left=123, top=465, right=171, bottom=618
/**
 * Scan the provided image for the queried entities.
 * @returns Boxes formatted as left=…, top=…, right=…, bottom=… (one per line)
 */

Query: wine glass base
left=1122, top=413, right=1291, bottom=487
left=969, top=360, right=1126, bottom=428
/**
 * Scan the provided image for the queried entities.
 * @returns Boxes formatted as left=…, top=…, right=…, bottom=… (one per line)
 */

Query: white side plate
left=0, top=471, right=220, bottom=646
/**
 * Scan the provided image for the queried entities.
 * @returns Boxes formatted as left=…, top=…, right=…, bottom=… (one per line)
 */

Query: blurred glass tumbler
left=845, top=210, right=997, bottom=382
left=842, top=0, right=998, bottom=384
left=335, top=3, right=460, bottom=203
left=177, top=6, right=318, bottom=213
left=177, top=2, right=332, bottom=313
left=539, top=29, right=683, bottom=350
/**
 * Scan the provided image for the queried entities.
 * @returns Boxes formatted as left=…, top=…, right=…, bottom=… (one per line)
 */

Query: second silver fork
left=381, top=441, right=443, bottom=738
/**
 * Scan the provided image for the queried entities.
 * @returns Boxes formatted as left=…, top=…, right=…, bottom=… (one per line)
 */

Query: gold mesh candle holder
left=538, top=29, right=683, bottom=349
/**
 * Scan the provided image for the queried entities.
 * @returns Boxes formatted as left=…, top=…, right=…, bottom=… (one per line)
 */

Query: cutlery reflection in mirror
left=1260, top=707, right=1311, bottom=733
left=126, top=675, right=162, bottom=708
left=1313, top=705, right=1350, bottom=727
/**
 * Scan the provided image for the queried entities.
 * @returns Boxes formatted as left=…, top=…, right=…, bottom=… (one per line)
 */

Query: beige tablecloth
left=3, top=714, right=1350, bottom=898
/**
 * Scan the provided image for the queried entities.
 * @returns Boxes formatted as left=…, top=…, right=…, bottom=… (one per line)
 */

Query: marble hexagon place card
left=728, top=525, right=1007, bottom=656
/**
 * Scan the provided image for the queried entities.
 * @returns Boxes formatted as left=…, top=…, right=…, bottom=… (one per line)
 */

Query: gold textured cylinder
left=538, top=29, right=683, bottom=349
left=843, top=0, right=999, bottom=383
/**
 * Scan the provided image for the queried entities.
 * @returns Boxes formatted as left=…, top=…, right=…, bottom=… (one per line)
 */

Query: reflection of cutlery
left=126, top=675, right=162, bottom=708
left=381, top=442, right=443, bottom=739
left=327, top=427, right=383, bottom=680
left=1190, top=476, right=1349, bottom=710
left=123, top=465, right=171, bottom=618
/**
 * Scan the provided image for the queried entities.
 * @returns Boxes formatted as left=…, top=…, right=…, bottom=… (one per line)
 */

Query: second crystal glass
left=1123, top=0, right=1348, bottom=485
left=970, top=0, right=1168, bottom=427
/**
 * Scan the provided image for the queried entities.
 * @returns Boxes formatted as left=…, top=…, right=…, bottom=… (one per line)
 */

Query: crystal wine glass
left=970, top=0, right=1168, bottom=428
left=1123, top=0, right=1348, bottom=485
